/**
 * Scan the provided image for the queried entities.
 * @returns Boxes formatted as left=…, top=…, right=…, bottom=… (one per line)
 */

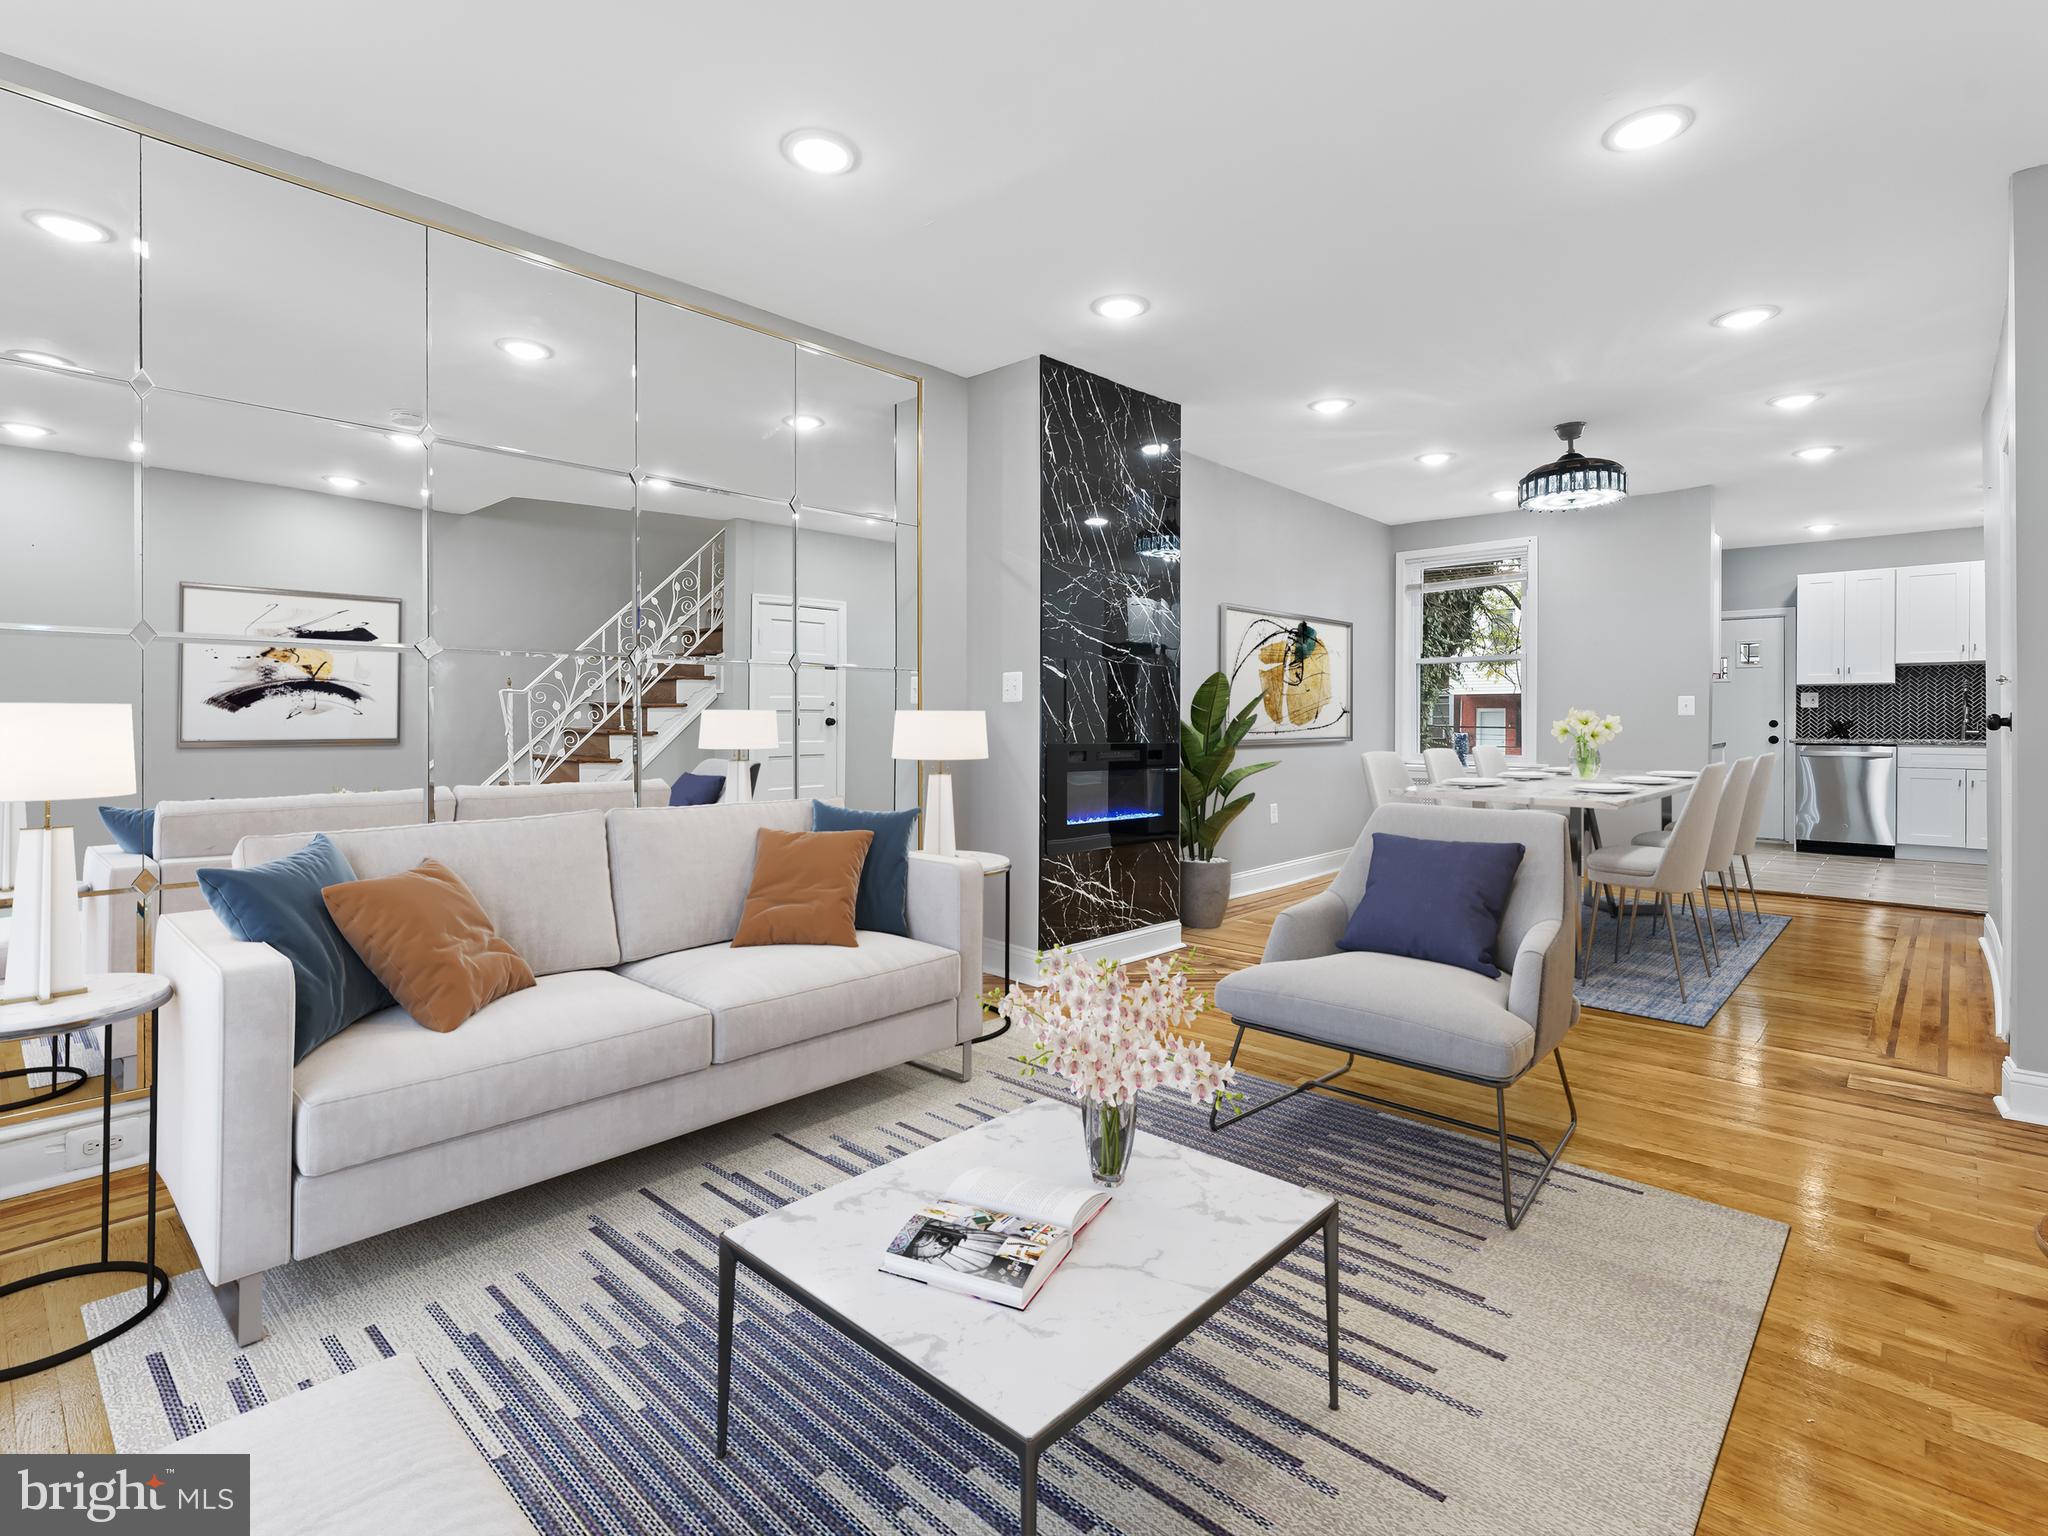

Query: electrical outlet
left=64, top=1125, right=130, bottom=1170
left=1677, top=695, right=1696, bottom=716
left=1001, top=671, right=1023, bottom=703
left=1268, top=802, right=1280, bottom=824
left=1800, top=690, right=1820, bottom=709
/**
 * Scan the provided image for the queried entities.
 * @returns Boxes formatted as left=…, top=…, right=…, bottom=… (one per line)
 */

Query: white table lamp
left=698, top=709, right=778, bottom=804
left=892, top=710, right=987, bottom=857
left=0, top=703, right=137, bottom=1004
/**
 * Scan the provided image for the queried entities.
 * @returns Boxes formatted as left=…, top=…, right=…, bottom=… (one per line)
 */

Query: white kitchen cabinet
left=1969, top=560, right=1987, bottom=662
left=1898, top=765, right=1967, bottom=848
left=1840, top=568, right=1896, bottom=683
left=1796, top=572, right=1844, bottom=684
left=1896, top=562, right=1972, bottom=663
left=1966, top=767, right=1988, bottom=850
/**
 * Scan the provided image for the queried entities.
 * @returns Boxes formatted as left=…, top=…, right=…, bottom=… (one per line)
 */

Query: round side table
left=956, top=849, right=1013, bottom=1043
left=0, top=972, right=173, bottom=1382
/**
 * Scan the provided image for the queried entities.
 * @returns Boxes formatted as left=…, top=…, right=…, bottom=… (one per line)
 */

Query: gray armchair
left=1212, top=802, right=1579, bottom=1229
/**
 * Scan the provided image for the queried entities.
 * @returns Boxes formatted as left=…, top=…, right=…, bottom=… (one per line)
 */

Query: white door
left=1895, top=562, right=1970, bottom=663
left=1796, top=572, right=1844, bottom=684
left=1841, top=567, right=1897, bottom=683
left=1968, top=560, right=1987, bottom=662
left=1715, top=613, right=1791, bottom=840
left=749, top=594, right=845, bottom=800
left=1897, top=767, right=1966, bottom=848
left=1966, top=768, right=1988, bottom=851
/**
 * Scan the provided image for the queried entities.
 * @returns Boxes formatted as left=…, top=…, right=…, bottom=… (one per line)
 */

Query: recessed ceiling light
left=1601, top=104, right=1696, bottom=153
left=779, top=128, right=859, bottom=176
left=1492, top=488, right=1516, bottom=502
left=1711, top=305, right=1780, bottom=331
left=1090, top=294, right=1150, bottom=321
left=323, top=474, right=363, bottom=490
left=1307, top=398, right=1353, bottom=416
left=1792, top=445, right=1839, bottom=462
left=1768, top=391, right=1823, bottom=411
left=1, top=421, right=53, bottom=440
left=494, top=337, right=552, bottom=362
left=5, top=349, right=81, bottom=370
left=1084, top=514, right=1110, bottom=528
left=784, top=414, right=825, bottom=432
left=128, top=438, right=145, bottom=455
left=1140, top=441, right=1169, bottom=456
left=385, top=431, right=423, bottom=451
left=1416, top=451, right=1454, bottom=468
left=1806, top=523, right=1837, bottom=534
left=25, top=209, right=113, bottom=244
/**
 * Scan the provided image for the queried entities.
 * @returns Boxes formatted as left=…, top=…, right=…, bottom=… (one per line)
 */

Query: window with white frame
left=1395, top=537, right=1536, bottom=762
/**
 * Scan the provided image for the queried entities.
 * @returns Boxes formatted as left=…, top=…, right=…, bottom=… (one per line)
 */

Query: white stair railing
left=490, top=530, right=725, bottom=786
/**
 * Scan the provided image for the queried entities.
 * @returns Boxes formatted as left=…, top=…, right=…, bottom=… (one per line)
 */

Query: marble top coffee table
left=715, top=1097, right=1340, bottom=1536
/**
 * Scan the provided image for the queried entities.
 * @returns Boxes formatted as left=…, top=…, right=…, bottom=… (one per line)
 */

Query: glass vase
left=1572, top=740, right=1602, bottom=779
left=1081, top=1098, right=1139, bottom=1188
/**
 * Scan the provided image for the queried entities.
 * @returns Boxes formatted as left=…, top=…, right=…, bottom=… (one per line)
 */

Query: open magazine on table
left=878, top=1166, right=1113, bottom=1310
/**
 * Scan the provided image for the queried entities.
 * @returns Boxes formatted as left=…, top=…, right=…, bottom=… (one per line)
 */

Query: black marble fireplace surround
left=1038, top=356, right=1182, bottom=947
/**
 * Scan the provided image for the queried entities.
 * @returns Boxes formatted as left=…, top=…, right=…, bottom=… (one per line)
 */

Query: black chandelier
left=1517, top=421, right=1628, bottom=512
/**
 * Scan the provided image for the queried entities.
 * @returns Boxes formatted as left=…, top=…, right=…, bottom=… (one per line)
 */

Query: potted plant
left=1178, top=671, right=1277, bottom=929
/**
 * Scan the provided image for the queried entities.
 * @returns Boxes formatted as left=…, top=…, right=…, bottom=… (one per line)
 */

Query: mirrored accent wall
left=0, top=84, right=922, bottom=1120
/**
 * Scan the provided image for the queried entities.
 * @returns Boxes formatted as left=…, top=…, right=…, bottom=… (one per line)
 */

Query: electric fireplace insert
left=1044, top=742, right=1178, bottom=851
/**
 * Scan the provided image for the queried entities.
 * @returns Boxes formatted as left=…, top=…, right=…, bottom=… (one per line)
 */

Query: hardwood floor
left=3, top=882, right=2045, bottom=1534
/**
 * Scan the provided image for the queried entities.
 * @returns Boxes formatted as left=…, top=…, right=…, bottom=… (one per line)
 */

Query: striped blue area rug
left=1575, top=892, right=1791, bottom=1027
left=90, top=1050, right=1784, bottom=1535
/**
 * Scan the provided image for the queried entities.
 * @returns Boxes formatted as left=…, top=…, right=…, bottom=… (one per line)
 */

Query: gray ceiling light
left=1517, top=421, right=1628, bottom=512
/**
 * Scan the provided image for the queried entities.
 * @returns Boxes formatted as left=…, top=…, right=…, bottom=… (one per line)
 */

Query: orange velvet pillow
left=732, top=827, right=874, bottom=948
left=321, top=859, right=536, bottom=1032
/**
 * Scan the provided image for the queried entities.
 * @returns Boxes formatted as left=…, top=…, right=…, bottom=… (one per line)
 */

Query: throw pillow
left=732, top=827, right=873, bottom=947
left=669, top=771, right=726, bottom=807
left=197, top=834, right=393, bottom=1063
left=322, top=859, right=537, bottom=1033
left=812, top=802, right=920, bottom=935
left=1338, top=832, right=1525, bottom=978
left=98, top=804, right=155, bottom=857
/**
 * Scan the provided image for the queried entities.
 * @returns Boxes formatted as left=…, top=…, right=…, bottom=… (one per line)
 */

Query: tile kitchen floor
left=1743, top=843, right=1988, bottom=914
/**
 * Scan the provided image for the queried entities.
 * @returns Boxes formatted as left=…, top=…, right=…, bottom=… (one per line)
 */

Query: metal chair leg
left=1585, top=882, right=1603, bottom=971
left=1612, top=886, right=1624, bottom=963
left=1696, top=883, right=1722, bottom=964
left=1625, top=890, right=1640, bottom=955
left=1742, top=854, right=1763, bottom=921
left=1663, top=895, right=1689, bottom=1000
left=1686, top=893, right=1715, bottom=972
left=1719, top=870, right=1744, bottom=940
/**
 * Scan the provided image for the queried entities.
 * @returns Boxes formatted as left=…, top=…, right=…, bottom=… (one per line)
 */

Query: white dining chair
left=1631, top=755, right=1761, bottom=942
left=1360, top=750, right=1410, bottom=815
left=1582, top=760, right=1730, bottom=1001
left=1729, top=752, right=1778, bottom=921
left=1474, top=745, right=1509, bottom=776
left=1423, top=747, right=1465, bottom=784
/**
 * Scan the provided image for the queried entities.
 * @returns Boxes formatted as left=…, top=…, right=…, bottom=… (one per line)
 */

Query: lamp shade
left=698, top=709, right=779, bottom=752
left=0, top=702, right=136, bottom=801
left=892, top=709, right=987, bottom=762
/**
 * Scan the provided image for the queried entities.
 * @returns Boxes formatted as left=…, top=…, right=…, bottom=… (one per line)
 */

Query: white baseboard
left=983, top=920, right=1185, bottom=989
left=1229, top=849, right=1347, bottom=898
left=0, top=1094, right=152, bottom=1201
left=1981, top=915, right=2007, bottom=1041
left=1995, top=1055, right=2048, bottom=1127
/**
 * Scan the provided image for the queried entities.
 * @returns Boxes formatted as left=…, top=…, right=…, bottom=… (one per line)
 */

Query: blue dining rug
left=1574, top=892, right=1790, bottom=1026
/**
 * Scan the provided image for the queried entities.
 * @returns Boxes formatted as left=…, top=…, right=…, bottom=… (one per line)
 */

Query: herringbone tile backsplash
left=1797, top=662, right=1985, bottom=740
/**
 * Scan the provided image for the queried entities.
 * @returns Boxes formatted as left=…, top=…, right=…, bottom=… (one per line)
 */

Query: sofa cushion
left=617, top=932, right=960, bottom=1063
left=238, top=810, right=620, bottom=978
left=605, top=799, right=815, bottom=961
left=293, top=969, right=710, bottom=1176
left=155, top=787, right=448, bottom=859
left=1214, top=951, right=1535, bottom=1081
left=453, top=780, right=664, bottom=821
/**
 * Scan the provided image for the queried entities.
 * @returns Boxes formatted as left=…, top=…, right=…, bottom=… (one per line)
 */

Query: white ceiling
left=4, top=1, right=2043, bottom=547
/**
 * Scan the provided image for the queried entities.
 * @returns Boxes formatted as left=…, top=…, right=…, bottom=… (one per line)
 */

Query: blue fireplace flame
left=1066, top=808, right=1160, bottom=825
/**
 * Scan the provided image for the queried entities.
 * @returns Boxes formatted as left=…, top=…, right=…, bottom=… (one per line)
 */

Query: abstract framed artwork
left=177, top=583, right=402, bottom=746
left=1220, top=604, right=1353, bottom=744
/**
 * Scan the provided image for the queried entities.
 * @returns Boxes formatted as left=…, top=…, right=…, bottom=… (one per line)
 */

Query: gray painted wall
left=1179, top=455, right=1394, bottom=873
left=1723, top=526, right=1984, bottom=612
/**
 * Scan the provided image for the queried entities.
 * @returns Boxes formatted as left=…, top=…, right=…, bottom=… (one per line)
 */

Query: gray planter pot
left=1180, top=857, right=1232, bottom=930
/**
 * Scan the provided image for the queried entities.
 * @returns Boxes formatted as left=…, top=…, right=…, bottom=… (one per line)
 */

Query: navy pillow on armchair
left=1338, top=832, right=1525, bottom=978
left=669, top=771, right=727, bottom=806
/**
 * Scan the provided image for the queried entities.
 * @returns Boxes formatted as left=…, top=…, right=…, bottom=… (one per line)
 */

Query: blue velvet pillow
left=812, top=802, right=921, bottom=936
left=669, top=771, right=726, bottom=807
left=99, top=804, right=155, bottom=856
left=1338, top=832, right=1525, bottom=978
left=197, top=834, right=393, bottom=1063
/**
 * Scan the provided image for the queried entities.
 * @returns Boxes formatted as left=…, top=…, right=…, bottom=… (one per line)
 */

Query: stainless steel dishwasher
left=1795, top=744, right=1897, bottom=852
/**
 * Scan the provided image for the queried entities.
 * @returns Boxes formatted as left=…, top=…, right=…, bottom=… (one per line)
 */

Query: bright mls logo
left=4, top=1455, right=249, bottom=1534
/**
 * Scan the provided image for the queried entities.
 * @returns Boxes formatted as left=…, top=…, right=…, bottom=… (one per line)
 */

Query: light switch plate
left=1001, top=671, right=1023, bottom=703
left=1677, top=695, right=1696, bottom=716
left=1268, top=802, right=1280, bottom=824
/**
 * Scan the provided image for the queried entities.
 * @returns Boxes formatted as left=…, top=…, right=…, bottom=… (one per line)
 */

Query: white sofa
left=154, top=798, right=981, bottom=1345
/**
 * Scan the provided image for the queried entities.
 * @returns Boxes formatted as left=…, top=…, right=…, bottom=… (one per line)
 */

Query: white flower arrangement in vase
left=1551, top=707, right=1622, bottom=778
left=994, top=948, right=1241, bottom=1187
